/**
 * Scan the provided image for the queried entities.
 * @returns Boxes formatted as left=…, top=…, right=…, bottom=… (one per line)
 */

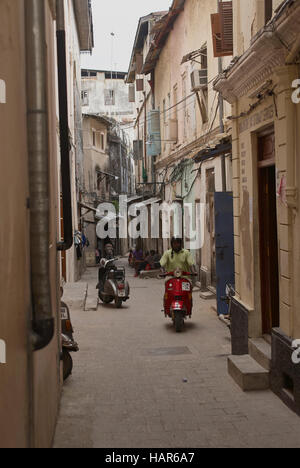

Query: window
left=105, top=89, right=115, bottom=106
left=97, top=172, right=101, bottom=191
left=92, top=130, right=96, bottom=147
left=81, top=90, right=89, bottom=106
left=100, top=134, right=105, bottom=151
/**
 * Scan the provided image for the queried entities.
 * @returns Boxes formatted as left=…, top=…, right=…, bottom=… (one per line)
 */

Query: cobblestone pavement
left=54, top=260, right=300, bottom=448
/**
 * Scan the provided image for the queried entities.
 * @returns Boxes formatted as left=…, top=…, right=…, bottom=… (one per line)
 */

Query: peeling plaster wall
left=233, top=0, right=285, bottom=57
left=82, top=72, right=134, bottom=124
left=154, top=0, right=232, bottom=167
left=82, top=117, right=110, bottom=265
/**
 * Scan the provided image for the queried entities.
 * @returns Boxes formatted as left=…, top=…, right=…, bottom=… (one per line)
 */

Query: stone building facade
left=214, top=0, right=300, bottom=414
left=128, top=0, right=234, bottom=299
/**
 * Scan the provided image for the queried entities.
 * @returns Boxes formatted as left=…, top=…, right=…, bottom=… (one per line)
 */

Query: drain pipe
left=56, top=0, right=73, bottom=252
left=25, top=0, right=54, bottom=350
left=218, top=0, right=226, bottom=192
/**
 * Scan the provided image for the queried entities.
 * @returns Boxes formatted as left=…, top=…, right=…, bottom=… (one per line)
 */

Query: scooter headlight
left=175, top=269, right=182, bottom=278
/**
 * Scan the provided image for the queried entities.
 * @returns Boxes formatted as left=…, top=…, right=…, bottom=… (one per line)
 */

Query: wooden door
left=258, top=133, right=279, bottom=334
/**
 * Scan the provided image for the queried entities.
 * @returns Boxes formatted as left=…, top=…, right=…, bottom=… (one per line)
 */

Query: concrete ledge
left=139, top=269, right=161, bottom=279
left=84, top=285, right=99, bottom=311
left=249, top=338, right=271, bottom=371
left=200, top=290, right=215, bottom=300
left=228, top=355, right=270, bottom=391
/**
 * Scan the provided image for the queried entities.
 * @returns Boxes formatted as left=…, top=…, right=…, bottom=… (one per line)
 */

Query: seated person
left=133, top=247, right=144, bottom=277
left=137, top=251, right=160, bottom=275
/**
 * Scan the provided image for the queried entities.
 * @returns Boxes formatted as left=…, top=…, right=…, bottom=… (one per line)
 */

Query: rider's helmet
left=171, top=236, right=183, bottom=254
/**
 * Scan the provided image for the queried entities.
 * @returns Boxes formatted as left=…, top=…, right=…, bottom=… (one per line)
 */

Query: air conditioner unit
left=191, top=69, right=208, bottom=91
left=147, top=110, right=161, bottom=157
left=168, top=119, right=178, bottom=142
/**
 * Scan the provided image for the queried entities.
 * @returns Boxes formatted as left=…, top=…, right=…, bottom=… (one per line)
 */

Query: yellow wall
left=233, top=0, right=285, bottom=56
left=231, top=64, right=300, bottom=339
left=0, top=0, right=61, bottom=448
left=154, top=0, right=232, bottom=167
left=0, top=0, right=31, bottom=448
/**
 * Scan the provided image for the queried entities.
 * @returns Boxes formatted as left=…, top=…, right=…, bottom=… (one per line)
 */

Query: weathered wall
left=64, top=0, right=85, bottom=282
left=33, top=2, right=61, bottom=448
left=0, top=0, right=61, bottom=448
left=231, top=63, right=300, bottom=340
left=0, top=0, right=31, bottom=448
left=82, top=72, right=134, bottom=123
left=82, top=116, right=110, bottom=265
left=233, top=0, right=285, bottom=56
left=154, top=0, right=232, bottom=168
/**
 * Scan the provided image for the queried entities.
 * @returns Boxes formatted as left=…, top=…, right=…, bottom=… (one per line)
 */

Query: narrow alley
left=2, top=0, right=300, bottom=450
left=54, top=260, right=300, bottom=449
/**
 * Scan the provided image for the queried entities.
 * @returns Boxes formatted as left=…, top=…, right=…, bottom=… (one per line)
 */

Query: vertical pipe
left=25, top=0, right=54, bottom=350
left=143, top=91, right=148, bottom=181
left=137, top=115, right=141, bottom=184
left=218, top=0, right=226, bottom=191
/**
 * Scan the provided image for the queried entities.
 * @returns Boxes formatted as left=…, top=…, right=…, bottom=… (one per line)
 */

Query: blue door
left=214, top=192, right=235, bottom=316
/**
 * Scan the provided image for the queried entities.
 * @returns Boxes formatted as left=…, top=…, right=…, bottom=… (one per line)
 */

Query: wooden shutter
left=211, top=1, right=233, bottom=58
left=220, top=1, right=233, bottom=53
left=211, top=13, right=223, bottom=58
left=147, top=110, right=161, bottom=157
left=128, top=84, right=135, bottom=103
left=133, top=140, right=143, bottom=161
left=135, top=53, right=144, bottom=74
left=136, top=79, right=144, bottom=92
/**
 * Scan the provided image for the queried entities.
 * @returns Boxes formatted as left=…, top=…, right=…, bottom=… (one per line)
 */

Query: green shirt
left=160, top=249, right=195, bottom=273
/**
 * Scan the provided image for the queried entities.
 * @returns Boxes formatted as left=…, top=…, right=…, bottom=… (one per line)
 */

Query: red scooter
left=161, top=269, right=196, bottom=332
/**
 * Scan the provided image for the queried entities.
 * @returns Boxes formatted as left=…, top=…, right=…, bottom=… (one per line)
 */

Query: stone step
left=200, top=290, right=215, bottom=300
left=249, top=338, right=272, bottom=371
left=228, top=355, right=270, bottom=391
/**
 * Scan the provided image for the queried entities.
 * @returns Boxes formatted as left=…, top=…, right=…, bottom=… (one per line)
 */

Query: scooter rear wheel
left=115, top=298, right=123, bottom=308
left=174, top=315, right=184, bottom=333
left=99, top=292, right=114, bottom=304
left=62, top=349, right=73, bottom=381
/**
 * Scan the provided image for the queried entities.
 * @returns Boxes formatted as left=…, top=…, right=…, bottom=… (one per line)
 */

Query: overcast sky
left=81, top=0, right=172, bottom=72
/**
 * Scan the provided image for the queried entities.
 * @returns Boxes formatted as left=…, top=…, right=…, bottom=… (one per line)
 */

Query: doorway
left=258, top=132, right=279, bottom=335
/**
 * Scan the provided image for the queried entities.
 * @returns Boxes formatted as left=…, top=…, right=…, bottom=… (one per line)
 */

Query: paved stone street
left=54, top=260, right=300, bottom=448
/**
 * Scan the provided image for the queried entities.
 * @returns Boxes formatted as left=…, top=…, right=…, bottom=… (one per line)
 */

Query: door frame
left=256, top=128, right=280, bottom=335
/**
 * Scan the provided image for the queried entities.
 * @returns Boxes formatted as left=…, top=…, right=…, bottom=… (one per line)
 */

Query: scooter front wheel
left=62, top=349, right=73, bottom=381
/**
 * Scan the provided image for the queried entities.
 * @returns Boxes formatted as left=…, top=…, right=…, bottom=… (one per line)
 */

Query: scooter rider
left=160, top=236, right=197, bottom=277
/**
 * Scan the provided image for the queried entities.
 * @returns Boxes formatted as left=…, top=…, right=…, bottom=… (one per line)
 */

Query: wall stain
left=240, top=188, right=252, bottom=291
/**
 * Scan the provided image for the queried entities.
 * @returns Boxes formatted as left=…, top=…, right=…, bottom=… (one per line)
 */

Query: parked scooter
left=220, top=283, right=236, bottom=329
left=97, top=258, right=130, bottom=308
left=161, top=269, right=196, bottom=332
left=61, top=301, right=79, bottom=381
